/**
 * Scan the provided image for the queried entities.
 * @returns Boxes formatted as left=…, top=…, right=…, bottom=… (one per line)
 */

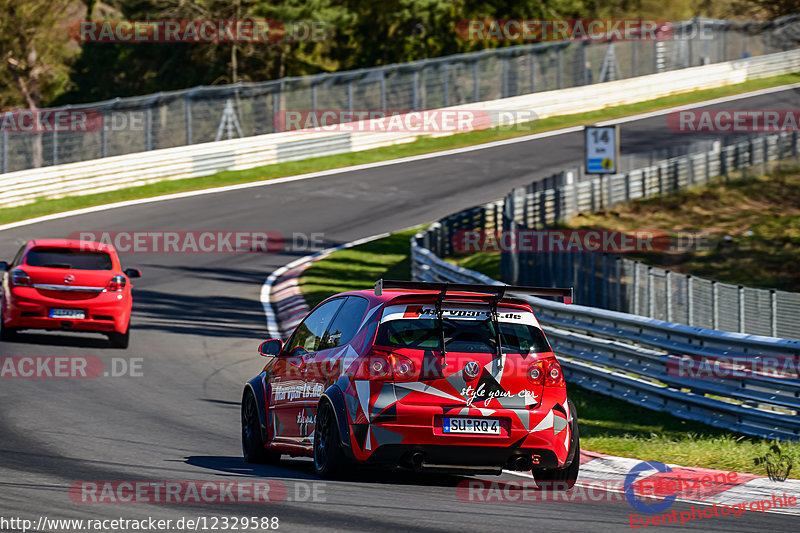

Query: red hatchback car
left=242, top=280, right=580, bottom=486
left=0, top=239, right=141, bottom=348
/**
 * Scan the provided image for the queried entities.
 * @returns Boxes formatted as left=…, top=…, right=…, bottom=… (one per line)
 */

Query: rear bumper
left=350, top=401, right=572, bottom=468
left=365, top=443, right=560, bottom=470
left=3, top=289, right=130, bottom=333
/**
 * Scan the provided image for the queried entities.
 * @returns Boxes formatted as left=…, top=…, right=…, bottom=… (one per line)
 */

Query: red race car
left=0, top=239, right=141, bottom=348
left=242, top=279, right=580, bottom=487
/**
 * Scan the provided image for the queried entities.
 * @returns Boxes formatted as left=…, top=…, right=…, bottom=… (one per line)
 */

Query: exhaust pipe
left=404, top=452, right=425, bottom=471
left=509, top=455, right=533, bottom=471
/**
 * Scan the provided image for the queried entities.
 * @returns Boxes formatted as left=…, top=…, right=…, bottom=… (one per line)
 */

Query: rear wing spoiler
left=374, top=279, right=573, bottom=305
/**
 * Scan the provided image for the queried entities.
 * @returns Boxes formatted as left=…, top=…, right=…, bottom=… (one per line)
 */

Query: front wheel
left=313, top=400, right=347, bottom=478
left=241, top=390, right=280, bottom=465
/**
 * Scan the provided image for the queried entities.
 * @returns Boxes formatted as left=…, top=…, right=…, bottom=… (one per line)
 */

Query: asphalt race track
left=1, top=87, right=799, bottom=532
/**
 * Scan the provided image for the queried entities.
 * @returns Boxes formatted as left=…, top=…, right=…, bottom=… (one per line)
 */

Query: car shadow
left=2, top=331, right=114, bottom=348
left=184, top=455, right=471, bottom=487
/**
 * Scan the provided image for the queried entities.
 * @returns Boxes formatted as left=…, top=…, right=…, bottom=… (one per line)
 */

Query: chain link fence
left=419, top=132, right=800, bottom=339
left=3, top=15, right=800, bottom=174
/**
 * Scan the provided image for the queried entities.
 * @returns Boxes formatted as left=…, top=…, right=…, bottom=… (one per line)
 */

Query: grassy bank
left=297, top=229, right=799, bottom=476
left=2, top=72, right=799, bottom=227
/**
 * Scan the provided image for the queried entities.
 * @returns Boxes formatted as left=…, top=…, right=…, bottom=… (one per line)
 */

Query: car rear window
left=375, top=318, right=551, bottom=355
left=25, top=248, right=113, bottom=270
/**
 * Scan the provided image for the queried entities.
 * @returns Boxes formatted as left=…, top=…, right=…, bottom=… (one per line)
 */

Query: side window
left=286, top=298, right=345, bottom=355
left=320, top=296, right=369, bottom=350
left=11, top=245, right=26, bottom=267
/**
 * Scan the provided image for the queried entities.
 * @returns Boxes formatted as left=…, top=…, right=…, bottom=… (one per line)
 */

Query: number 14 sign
left=585, top=125, right=619, bottom=174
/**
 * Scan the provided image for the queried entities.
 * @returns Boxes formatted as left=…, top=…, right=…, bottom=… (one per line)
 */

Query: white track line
left=260, top=232, right=389, bottom=337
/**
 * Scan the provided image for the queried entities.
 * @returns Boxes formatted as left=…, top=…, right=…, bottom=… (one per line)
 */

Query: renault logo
left=463, top=361, right=481, bottom=379
left=63, top=274, right=75, bottom=284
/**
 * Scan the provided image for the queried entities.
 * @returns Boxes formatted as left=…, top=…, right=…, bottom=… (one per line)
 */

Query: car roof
left=27, top=239, right=117, bottom=254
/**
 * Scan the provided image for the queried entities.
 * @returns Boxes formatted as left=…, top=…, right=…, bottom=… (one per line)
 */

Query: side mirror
left=0, top=261, right=8, bottom=271
left=124, top=268, right=142, bottom=279
left=258, top=339, right=284, bottom=357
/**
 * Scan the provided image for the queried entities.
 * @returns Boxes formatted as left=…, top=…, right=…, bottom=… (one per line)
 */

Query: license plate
left=443, top=417, right=500, bottom=435
left=49, top=309, right=85, bottom=319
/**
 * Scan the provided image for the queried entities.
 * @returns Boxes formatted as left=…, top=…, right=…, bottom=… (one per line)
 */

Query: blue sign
left=624, top=461, right=676, bottom=513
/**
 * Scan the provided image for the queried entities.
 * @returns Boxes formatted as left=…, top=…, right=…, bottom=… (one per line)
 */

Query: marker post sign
left=585, top=125, right=619, bottom=174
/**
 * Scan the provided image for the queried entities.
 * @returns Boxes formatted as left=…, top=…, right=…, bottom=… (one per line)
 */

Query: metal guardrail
left=3, top=48, right=798, bottom=210
left=422, top=131, right=800, bottom=339
left=411, top=239, right=800, bottom=440
left=2, top=15, right=799, bottom=174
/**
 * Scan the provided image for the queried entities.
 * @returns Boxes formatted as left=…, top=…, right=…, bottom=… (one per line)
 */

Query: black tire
left=0, top=323, right=18, bottom=342
left=241, top=390, right=280, bottom=465
left=0, top=301, right=19, bottom=342
left=108, top=326, right=130, bottom=349
left=313, top=399, right=347, bottom=478
left=533, top=402, right=581, bottom=490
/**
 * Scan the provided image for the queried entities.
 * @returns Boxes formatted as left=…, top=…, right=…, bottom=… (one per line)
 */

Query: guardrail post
left=770, top=289, right=777, bottom=337
left=615, top=257, right=622, bottom=311
left=632, top=262, right=639, bottom=314
left=647, top=267, right=654, bottom=318
left=272, top=84, right=281, bottom=133
left=145, top=95, right=159, bottom=151
left=501, top=55, right=509, bottom=97
left=557, top=47, right=563, bottom=89
left=380, top=68, right=387, bottom=111
left=53, top=105, right=64, bottom=165
left=443, top=62, right=449, bottom=107
left=412, top=69, right=419, bottom=110
left=712, top=280, right=719, bottom=329
left=665, top=271, right=672, bottom=322
left=346, top=81, right=353, bottom=111
left=529, top=50, right=536, bottom=92
left=473, top=60, right=480, bottom=102
left=686, top=275, right=693, bottom=326
left=185, top=90, right=194, bottom=145
left=602, top=254, right=609, bottom=309
left=1, top=130, right=6, bottom=173
left=738, top=285, right=745, bottom=333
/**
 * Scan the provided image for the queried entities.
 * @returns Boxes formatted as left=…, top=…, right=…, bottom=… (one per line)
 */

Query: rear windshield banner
left=381, top=304, right=537, bottom=325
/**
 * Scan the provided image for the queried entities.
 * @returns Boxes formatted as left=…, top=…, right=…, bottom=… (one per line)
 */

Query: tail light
left=356, top=350, right=416, bottom=381
left=10, top=269, right=32, bottom=287
left=545, top=359, right=564, bottom=386
left=104, top=275, right=127, bottom=292
left=527, top=361, right=545, bottom=386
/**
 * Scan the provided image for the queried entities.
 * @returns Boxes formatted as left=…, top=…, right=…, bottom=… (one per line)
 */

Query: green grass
left=299, top=228, right=420, bottom=308
left=297, top=229, right=800, bottom=476
left=3, top=72, right=799, bottom=227
left=566, top=166, right=800, bottom=291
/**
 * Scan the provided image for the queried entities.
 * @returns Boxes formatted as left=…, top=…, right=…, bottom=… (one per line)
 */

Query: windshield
left=25, top=248, right=113, bottom=270
left=375, top=317, right=551, bottom=355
